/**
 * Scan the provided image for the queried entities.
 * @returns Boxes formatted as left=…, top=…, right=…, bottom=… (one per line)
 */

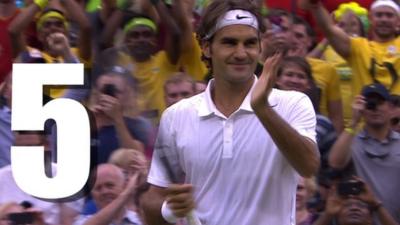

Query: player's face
left=204, top=25, right=261, bottom=84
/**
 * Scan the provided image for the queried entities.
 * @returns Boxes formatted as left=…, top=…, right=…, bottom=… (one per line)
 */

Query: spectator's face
left=124, top=26, right=157, bottom=62
left=165, top=81, right=195, bottom=107
left=337, top=199, right=372, bottom=225
left=38, top=17, right=67, bottom=44
left=370, top=6, right=399, bottom=39
left=290, top=24, right=312, bottom=56
left=95, top=75, right=127, bottom=102
left=261, top=16, right=292, bottom=57
left=91, top=167, right=125, bottom=209
left=362, top=94, right=391, bottom=127
left=338, top=12, right=363, bottom=37
left=276, top=63, right=310, bottom=93
left=203, top=25, right=260, bottom=83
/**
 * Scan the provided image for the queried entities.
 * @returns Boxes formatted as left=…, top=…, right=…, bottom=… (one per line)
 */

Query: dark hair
left=196, top=0, right=266, bottom=42
left=266, top=8, right=292, bottom=21
left=277, top=56, right=313, bottom=81
left=277, top=56, right=321, bottom=112
left=291, top=15, right=316, bottom=49
left=95, top=66, right=138, bottom=92
left=196, top=0, right=265, bottom=68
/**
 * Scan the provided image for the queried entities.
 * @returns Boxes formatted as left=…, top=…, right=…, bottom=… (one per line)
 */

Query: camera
left=101, top=84, right=117, bottom=97
left=8, top=212, right=35, bottom=225
left=337, top=180, right=364, bottom=197
left=365, top=98, right=378, bottom=110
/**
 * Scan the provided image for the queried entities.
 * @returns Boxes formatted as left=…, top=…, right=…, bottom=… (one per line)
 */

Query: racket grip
left=186, top=210, right=202, bottom=225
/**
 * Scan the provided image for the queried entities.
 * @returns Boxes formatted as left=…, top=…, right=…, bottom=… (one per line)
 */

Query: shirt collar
left=358, top=129, right=400, bottom=142
left=197, top=76, right=257, bottom=117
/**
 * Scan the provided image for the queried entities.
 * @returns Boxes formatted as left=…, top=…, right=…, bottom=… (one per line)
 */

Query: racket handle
left=186, top=210, right=202, bottom=225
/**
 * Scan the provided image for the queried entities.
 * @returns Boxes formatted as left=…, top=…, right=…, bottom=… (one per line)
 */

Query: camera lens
left=366, top=99, right=377, bottom=110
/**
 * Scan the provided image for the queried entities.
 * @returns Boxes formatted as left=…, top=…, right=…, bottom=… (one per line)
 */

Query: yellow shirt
left=307, top=57, right=342, bottom=117
left=27, top=47, right=91, bottom=98
left=117, top=35, right=207, bottom=124
left=324, top=46, right=353, bottom=125
left=348, top=37, right=400, bottom=96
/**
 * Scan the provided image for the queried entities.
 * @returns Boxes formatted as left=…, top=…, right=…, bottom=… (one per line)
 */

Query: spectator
left=329, top=83, right=400, bottom=224
left=73, top=164, right=144, bottom=225
left=164, top=72, right=196, bottom=107
left=89, top=66, right=153, bottom=165
left=99, top=0, right=207, bottom=124
left=308, top=2, right=369, bottom=127
left=300, top=0, right=400, bottom=99
left=313, top=178, right=398, bottom=225
left=8, top=0, right=92, bottom=98
left=141, top=0, right=319, bottom=224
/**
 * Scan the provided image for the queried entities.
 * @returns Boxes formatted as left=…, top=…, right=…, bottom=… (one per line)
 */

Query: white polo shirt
left=148, top=78, right=317, bottom=225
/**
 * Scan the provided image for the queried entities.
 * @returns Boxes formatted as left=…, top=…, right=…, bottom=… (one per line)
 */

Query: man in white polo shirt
left=141, top=1, right=320, bottom=225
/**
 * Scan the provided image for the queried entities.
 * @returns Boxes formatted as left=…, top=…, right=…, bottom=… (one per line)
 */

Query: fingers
left=262, top=52, right=282, bottom=72
left=166, top=184, right=195, bottom=217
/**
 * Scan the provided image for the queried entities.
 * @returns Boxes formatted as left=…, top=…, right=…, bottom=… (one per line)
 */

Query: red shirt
left=0, top=10, right=20, bottom=84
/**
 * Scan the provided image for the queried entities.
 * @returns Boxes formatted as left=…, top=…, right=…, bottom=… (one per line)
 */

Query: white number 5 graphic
left=12, top=64, right=90, bottom=199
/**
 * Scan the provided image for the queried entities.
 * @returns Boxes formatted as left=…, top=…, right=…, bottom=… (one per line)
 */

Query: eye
left=244, top=39, right=259, bottom=47
left=220, top=38, right=237, bottom=46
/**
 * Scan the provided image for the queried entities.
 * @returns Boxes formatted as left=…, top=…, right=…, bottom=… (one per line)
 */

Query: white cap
left=205, top=9, right=259, bottom=40
left=370, top=0, right=400, bottom=13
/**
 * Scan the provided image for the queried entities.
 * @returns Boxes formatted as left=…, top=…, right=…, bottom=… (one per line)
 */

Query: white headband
left=205, top=9, right=259, bottom=40
left=370, top=0, right=400, bottom=13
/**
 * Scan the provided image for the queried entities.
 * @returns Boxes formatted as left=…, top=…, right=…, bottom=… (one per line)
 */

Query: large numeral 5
left=12, top=64, right=90, bottom=199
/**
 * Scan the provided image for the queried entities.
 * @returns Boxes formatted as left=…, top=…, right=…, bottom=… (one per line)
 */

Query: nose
left=233, top=44, right=247, bottom=59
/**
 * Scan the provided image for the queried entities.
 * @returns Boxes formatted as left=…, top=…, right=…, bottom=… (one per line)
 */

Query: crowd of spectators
left=0, top=0, right=400, bottom=224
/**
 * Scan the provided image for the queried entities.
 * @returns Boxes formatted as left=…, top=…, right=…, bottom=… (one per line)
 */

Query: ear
left=202, top=40, right=211, bottom=58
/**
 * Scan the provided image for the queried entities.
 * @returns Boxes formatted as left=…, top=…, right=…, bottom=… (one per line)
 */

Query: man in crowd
left=329, top=83, right=400, bottom=223
left=73, top=164, right=143, bottom=225
left=164, top=72, right=196, bottom=107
